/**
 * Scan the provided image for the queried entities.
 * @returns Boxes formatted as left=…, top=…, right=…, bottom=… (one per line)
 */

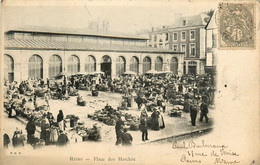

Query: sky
left=3, top=1, right=217, bottom=34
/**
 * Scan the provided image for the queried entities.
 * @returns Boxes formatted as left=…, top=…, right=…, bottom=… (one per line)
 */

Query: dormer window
left=183, top=20, right=186, bottom=26
left=165, top=33, right=168, bottom=41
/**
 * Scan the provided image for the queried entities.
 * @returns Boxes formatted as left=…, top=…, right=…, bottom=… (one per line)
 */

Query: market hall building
left=4, top=27, right=184, bottom=82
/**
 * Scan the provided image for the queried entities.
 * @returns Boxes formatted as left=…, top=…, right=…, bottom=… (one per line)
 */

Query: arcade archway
left=101, top=55, right=112, bottom=77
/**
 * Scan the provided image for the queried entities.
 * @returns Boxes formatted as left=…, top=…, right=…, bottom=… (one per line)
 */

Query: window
left=173, top=33, right=178, bottom=41
left=173, top=44, right=178, bottom=51
left=165, top=33, right=168, bottom=41
left=181, top=31, right=186, bottom=40
left=181, top=44, right=186, bottom=56
left=85, top=55, right=96, bottom=72
left=183, top=20, right=186, bottom=26
left=4, top=54, right=14, bottom=82
left=28, top=55, right=43, bottom=79
left=155, top=57, right=163, bottom=71
left=68, top=55, right=80, bottom=74
left=143, top=56, right=151, bottom=73
left=154, top=35, right=157, bottom=41
left=49, top=55, right=62, bottom=78
left=212, top=33, right=216, bottom=48
left=170, top=57, right=178, bottom=74
left=190, top=43, right=196, bottom=57
left=116, top=56, right=126, bottom=76
left=190, top=30, right=195, bottom=40
left=130, top=56, right=139, bottom=74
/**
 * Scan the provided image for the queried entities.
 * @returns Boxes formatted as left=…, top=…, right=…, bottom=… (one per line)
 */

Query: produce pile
left=168, top=105, right=183, bottom=117
left=88, top=104, right=140, bottom=130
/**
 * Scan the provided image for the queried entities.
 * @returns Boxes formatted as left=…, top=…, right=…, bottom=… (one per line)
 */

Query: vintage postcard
left=0, top=0, right=259, bottom=165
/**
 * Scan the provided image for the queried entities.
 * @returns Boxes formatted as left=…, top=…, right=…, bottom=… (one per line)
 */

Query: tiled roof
left=149, top=14, right=210, bottom=33
left=6, top=26, right=149, bottom=40
left=169, top=14, right=209, bottom=28
left=5, top=39, right=181, bottom=54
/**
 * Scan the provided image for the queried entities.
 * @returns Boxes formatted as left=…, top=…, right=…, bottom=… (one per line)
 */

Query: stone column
left=185, top=60, right=189, bottom=74
left=62, top=50, right=67, bottom=72
left=125, top=60, right=130, bottom=72
left=139, top=62, right=143, bottom=75
left=14, top=62, right=22, bottom=82
left=42, top=53, right=49, bottom=80
left=80, top=56, right=85, bottom=72
left=151, top=59, right=155, bottom=70
left=111, top=59, right=116, bottom=79
left=178, top=56, right=183, bottom=75
left=96, top=62, right=101, bottom=72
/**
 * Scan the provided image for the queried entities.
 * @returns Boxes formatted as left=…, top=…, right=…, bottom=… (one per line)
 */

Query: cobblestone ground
left=3, top=90, right=214, bottom=150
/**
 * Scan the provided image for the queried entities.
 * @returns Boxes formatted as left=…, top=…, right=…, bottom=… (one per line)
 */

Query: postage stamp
left=218, top=3, right=255, bottom=49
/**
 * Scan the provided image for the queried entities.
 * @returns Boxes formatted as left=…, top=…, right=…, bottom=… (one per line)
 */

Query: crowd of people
left=3, top=72, right=215, bottom=148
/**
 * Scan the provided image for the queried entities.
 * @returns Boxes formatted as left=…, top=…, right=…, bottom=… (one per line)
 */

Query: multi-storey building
left=4, top=27, right=184, bottom=82
left=147, top=13, right=210, bottom=75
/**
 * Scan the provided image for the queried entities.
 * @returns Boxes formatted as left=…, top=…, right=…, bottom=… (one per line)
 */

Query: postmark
left=218, top=3, right=255, bottom=49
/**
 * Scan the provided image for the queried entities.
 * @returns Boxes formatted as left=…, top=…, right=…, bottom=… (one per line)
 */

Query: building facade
left=147, top=14, right=210, bottom=75
left=205, top=11, right=217, bottom=75
left=4, top=27, right=184, bottom=82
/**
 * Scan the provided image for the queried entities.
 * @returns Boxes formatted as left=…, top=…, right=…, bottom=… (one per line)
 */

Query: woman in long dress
left=151, top=109, right=160, bottom=131
left=50, top=124, right=59, bottom=143
left=130, top=90, right=138, bottom=109
left=40, top=116, right=50, bottom=145
left=158, top=111, right=165, bottom=129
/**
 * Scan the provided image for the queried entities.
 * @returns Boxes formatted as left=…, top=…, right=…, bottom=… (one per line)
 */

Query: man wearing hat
left=88, top=123, right=101, bottom=141
left=190, top=104, right=197, bottom=126
left=200, top=102, right=209, bottom=123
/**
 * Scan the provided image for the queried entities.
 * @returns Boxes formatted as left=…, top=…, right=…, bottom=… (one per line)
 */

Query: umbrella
left=122, top=71, right=137, bottom=75
left=89, top=71, right=105, bottom=75
left=145, top=70, right=160, bottom=74
left=74, top=72, right=90, bottom=76
left=161, top=70, right=174, bottom=74
left=54, top=72, right=68, bottom=79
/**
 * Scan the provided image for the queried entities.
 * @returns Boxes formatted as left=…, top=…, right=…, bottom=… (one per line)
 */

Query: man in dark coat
left=115, top=116, right=124, bottom=145
left=26, top=118, right=36, bottom=144
left=190, top=104, right=197, bottom=126
left=200, top=102, right=209, bottom=122
left=57, top=131, right=69, bottom=147
left=122, top=128, right=133, bottom=146
left=139, top=118, right=148, bottom=142
left=178, top=84, right=183, bottom=92
left=47, top=78, right=50, bottom=88
left=136, top=95, right=143, bottom=110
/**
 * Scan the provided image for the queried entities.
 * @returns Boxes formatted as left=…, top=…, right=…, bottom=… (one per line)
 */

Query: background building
left=4, top=27, right=184, bottom=82
left=205, top=10, right=217, bottom=75
left=147, top=13, right=211, bottom=75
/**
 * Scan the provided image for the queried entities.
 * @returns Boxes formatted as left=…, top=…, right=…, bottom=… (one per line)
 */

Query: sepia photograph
left=0, top=0, right=259, bottom=165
